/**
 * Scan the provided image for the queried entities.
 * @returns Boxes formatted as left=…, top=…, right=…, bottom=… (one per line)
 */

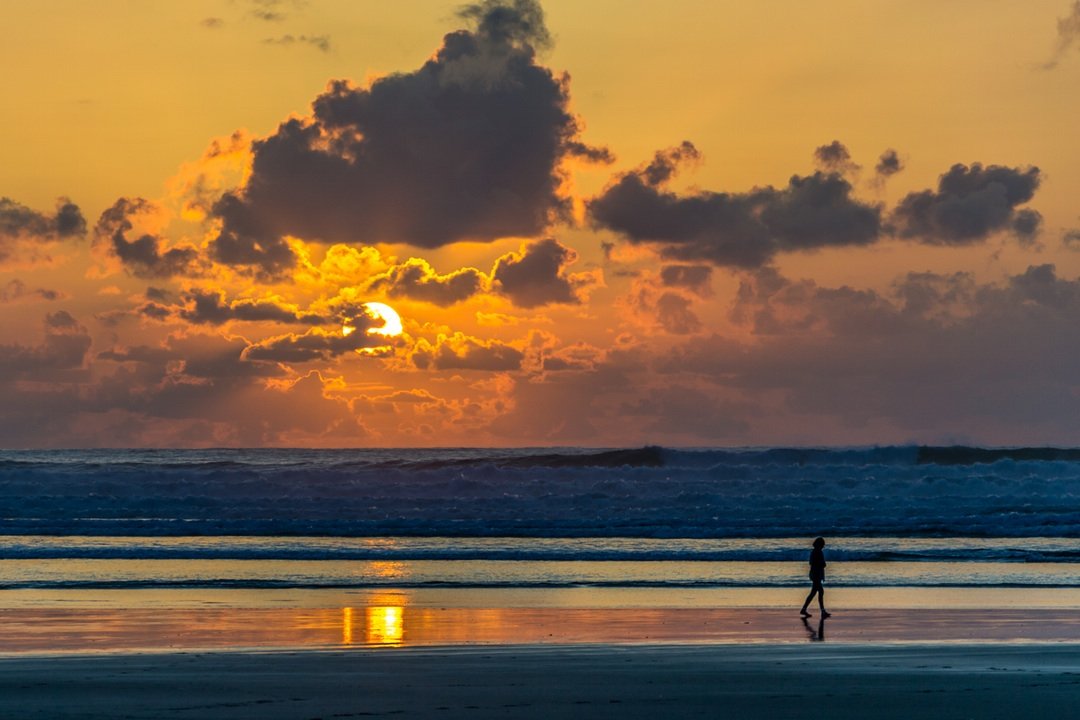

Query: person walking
left=800, top=537, right=831, bottom=618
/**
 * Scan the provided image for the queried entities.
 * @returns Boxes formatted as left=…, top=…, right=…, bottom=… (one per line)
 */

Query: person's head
left=812, top=537, right=825, bottom=549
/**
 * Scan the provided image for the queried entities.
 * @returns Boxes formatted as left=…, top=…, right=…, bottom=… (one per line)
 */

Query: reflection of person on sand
left=800, top=537, right=832, bottom=618
left=801, top=615, right=826, bottom=641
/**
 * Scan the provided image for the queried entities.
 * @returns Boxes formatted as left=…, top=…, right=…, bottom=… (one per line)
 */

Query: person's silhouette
left=799, top=537, right=831, bottom=618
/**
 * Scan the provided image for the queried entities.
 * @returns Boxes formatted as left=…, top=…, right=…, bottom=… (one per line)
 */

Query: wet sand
left=2, top=644, right=1080, bottom=719
left=3, top=588, right=1080, bottom=717
left=6, top=606, right=1080, bottom=651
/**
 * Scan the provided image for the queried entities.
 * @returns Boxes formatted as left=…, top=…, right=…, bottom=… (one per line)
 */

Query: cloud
left=208, top=0, right=607, bottom=275
left=368, top=258, right=487, bottom=307
left=240, top=308, right=389, bottom=362
left=813, top=140, right=859, bottom=174
left=263, top=35, right=331, bottom=53
left=595, top=145, right=1045, bottom=266
left=457, top=0, right=552, bottom=50
left=589, top=142, right=882, bottom=268
left=0, top=197, right=86, bottom=265
left=411, top=332, right=524, bottom=371
left=0, top=311, right=91, bottom=377
left=200, top=17, right=224, bottom=29
left=663, top=263, right=1080, bottom=441
left=875, top=149, right=903, bottom=178
left=654, top=292, right=702, bottom=335
left=491, top=238, right=600, bottom=307
left=0, top=197, right=85, bottom=240
left=91, top=335, right=361, bottom=446
left=145, top=286, right=170, bottom=302
left=206, top=193, right=297, bottom=278
left=175, top=289, right=329, bottom=325
left=1063, top=228, right=1080, bottom=249
left=1043, top=1, right=1080, bottom=69
left=166, top=131, right=252, bottom=223
left=891, top=163, right=1041, bottom=245
left=137, top=303, right=173, bottom=321
left=621, top=271, right=705, bottom=336
left=248, top=0, right=299, bottom=22
left=364, top=239, right=599, bottom=308
left=659, top=264, right=713, bottom=297
left=94, top=198, right=205, bottom=278
left=99, top=334, right=284, bottom=381
left=0, top=279, right=63, bottom=303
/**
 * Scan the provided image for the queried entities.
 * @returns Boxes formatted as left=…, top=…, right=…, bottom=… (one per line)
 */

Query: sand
left=3, top=588, right=1080, bottom=717
left=6, top=606, right=1080, bottom=651
left=2, top=643, right=1080, bottom=719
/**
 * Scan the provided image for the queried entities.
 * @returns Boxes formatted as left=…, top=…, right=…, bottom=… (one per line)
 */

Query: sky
left=2, top=0, right=1080, bottom=448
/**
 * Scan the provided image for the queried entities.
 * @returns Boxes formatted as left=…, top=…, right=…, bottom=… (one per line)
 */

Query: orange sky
left=2, top=0, right=1080, bottom=447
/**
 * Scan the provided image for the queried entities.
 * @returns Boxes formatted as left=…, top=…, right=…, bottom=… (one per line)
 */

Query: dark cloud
left=0, top=197, right=86, bottom=264
left=0, top=279, right=62, bottom=303
left=95, top=198, right=204, bottom=278
left=642, top=142, right=700, bottom=185
left=137, top=302, right=172, bottom=321
left=813, top=140, right=859, bottom=174
left=595, top=145, right=1047, bottom=266
left=491, top=238, right=594, bottom=307
left=99, top=335, right=284, bottom=381
left=589, top=142, right=882, bottom=268
left=263, top=35, right=331, bottom=53
left=368, top=259, right=486, bottom=306
left=1043, top=1, right=1080, bottom=69
left=665, top=264, right=1080, bottom=441
left=240, top=309, right=387, bottom=362
left=659, top=264, right=712, bottom=296
left=0, top=311, right=91, bottom=377
left=90, top=335, right=362, bottom=446
left=891, top=163, right=1041, bottom=245
left=0, top=197, right=85, bottom=240
left=207, top=194, right=296, bottom=278
left=875, top=149, right=903, bottom=178
left=1012, top=208, right=1043, bottom=244
left=210, top=0, right=607, bottom=275
left=200, top=17, right=224, bottom=29
left=457, top=0, right=551, bottom=50
left=4, top=330, right=361, bottom=447
left=1064, top=228, right=1080, bottom=249
left=176, top=289, right=328, bottom=326
left=412, top=333, right=524, bottom=371
left=655, top=292, right=702, bottom=335
left=145, top=287, right=170, bottom=302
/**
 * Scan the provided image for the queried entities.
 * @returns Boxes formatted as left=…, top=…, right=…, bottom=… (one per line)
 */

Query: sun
left=343, top=302, right=403, bottom=338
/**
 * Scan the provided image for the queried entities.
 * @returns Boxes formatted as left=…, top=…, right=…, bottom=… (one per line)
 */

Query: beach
left=3, top=588, right=1080, bottom=718
left=3, top=641, right=1080, bottom=719
left=4, top=448, right=1080, bottom=716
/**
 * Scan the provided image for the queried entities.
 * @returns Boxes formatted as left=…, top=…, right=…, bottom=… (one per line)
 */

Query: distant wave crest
left=2, top=446, right=1080, bottom=537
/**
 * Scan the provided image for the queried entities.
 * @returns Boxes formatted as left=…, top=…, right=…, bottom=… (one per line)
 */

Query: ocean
left=2, top=446, right=1080, bottom=592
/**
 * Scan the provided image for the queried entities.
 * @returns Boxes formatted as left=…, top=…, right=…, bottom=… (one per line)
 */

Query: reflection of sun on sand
left=366, top=606, right=404, bottom=645
left=343, top=302, right=403, bottom=356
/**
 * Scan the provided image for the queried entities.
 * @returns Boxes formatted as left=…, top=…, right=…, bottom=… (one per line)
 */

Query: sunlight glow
left=343, top=302, right=403, bottom=339
left=366, top=605, right=404, bottom=645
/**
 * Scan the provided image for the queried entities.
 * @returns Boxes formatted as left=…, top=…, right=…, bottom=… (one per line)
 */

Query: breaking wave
left=2, top=446, right=1080, bottom=537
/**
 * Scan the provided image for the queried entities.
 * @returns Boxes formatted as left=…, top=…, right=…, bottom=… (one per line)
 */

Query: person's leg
left=817, top=584, right=830, bottom=616
left=801, top=587, right=817, bottom=615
